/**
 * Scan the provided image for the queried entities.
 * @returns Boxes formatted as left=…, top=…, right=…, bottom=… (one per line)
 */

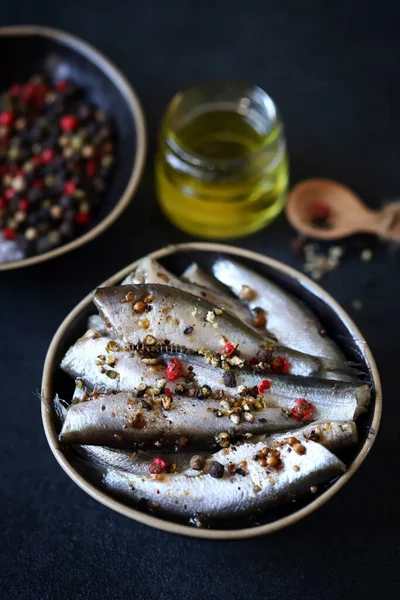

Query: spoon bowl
left=286, top=179, right=389, bottom=240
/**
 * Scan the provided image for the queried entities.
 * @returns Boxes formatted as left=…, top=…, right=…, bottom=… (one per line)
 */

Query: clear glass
left=156, top=81, right=289, bottom=239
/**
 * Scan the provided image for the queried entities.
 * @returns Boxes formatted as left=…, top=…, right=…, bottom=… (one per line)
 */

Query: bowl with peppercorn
left=0, top=25, right=146, bottom=270
left=42, top=243, right=381, bottom=539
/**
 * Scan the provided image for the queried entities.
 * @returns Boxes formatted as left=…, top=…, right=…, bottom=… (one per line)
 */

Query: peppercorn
left=239, top=285, right=256, bottom=301
left=190, top=455, right=205, bottom=471
left=288, top=437, right=299, bottom=446
left=293, top=443, right=306, bottom=455
left=223, top=371, right=237, bottom=388
left=252, top=312, right=267, bottom=328
left=197, top=385, right=211, bottom=400
left=133, top=301, right=147, bottom=313
left=267, top=454, right=281, bottom=468
left=208, top=461, right=224, bottom=478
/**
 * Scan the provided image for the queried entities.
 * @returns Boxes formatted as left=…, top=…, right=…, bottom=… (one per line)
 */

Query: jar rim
left=162, top=80, right=283, bottom=170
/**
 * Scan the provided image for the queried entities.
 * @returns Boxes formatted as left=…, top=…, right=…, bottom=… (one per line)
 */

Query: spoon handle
left=375, top=202, right=400, bottom=243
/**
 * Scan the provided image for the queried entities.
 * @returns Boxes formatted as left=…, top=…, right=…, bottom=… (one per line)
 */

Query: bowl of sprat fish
left=42, top=243, right=381, bottom=539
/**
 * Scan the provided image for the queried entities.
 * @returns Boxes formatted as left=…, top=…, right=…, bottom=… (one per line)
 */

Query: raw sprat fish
left=61, top=333, right=369, bottom=421
left=212, top=258, right=345, bottom=361
left=73, top=420, right=357, bottom=477
left=102, top=437, right=346, bottom=519
left=122, top=257, right=254, bottom=328
left=56, top=253, right=370, bottom=526
left=59, top=391, right=302, bottom=447
left=55, top=389, right=356, bottom=479
left=94, top=283, right=349, bottom=378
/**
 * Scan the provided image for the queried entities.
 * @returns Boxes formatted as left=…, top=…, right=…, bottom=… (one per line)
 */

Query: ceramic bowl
left=0, top=25, right=146, bottom=271
left=41, top=242, right=382, bottom=539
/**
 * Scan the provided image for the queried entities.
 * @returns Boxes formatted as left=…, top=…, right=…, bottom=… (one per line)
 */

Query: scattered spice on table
left=303, top=243, right=344, bottom=280
left=0, top=75, right=116, bottom=263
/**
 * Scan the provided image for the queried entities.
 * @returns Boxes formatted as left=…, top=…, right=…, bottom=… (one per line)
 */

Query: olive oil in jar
left=156, top=82, right=288, bottom=239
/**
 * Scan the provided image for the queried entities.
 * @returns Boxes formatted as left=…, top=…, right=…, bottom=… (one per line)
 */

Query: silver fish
left=181, top=262, right=233, bottom=295
left=87, top=314, right=111, bottom=337
left=102, top=438, right=346, bottom=519
left=61, top=335, right=369, bottom=421
left=122, top=256, right=253, bottom=327
left=212, top=258, right=345, bottom=362
left=59, top=391, right=301, bottom=447
left=260, top=420, right=357, bottom=452
left=75, top=420, right=356, bottom=477
left=94, top=284, right=346, bottom=378
left=74, top=445, right=206, bottom=475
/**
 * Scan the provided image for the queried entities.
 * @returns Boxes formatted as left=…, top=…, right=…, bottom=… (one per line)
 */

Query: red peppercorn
left=0, top=111, right=14, bottom=127
left=290, top=399, right=314, bottom=422
left=165, top=358, right=183, bottom=381
left=149, top=457, right=168, bottom=475
left=0, top=197, right=6, bottom=208
left=271, top=356, right=290, bottom=373
left=64, top=181, right=77, bottom=195
left=60, top=115, right=78, bottom=133
left=85, top=159, right=97, bottom=177
left=249, top=357, right=258, bottom=366
left=312, top=202, right=330, bottom=221
left=55, top=80, right=68, bottom=92
left=75, top=211, right=91, bottom=225
left=165, top=387, right=174, bottom=398
left=5, top=188, right=15, bottom=200
left=33, top=179, right=44, bottom=189
left=220, top=342, right=236, bottom=357
left=20, top=83, right=35, bottom=104
left=3, top=228, right=16, bottom=241
left=257, top=379, right=272, bottom=395
left=18, top=198, right=29, bottom=212
left=41, top=148, right=55, bottom=164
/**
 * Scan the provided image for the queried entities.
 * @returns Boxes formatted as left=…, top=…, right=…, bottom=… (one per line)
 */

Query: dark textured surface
left=1, top=2, right=399, bottom=599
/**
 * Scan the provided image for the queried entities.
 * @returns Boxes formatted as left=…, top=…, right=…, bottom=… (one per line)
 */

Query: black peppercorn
left=223, top=371, right=237, bottom=388
left=208, top=461, right=224, bottom=479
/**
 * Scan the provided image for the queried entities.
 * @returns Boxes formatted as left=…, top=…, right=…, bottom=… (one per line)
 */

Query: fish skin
left=94, top=283, right=345, bottom=378
left=102, top=438, right=346, bottom=519
left=87, top=314, right=110, bottom=337
left=181, top=262, right=234, bottom=295
left=253, top=420, right=357, bottom=453
left=182, top=262, right=278, bottom=339
left=212, top=258, right=345, bottom=362
left=73, top=420, right=356, bottom=477
left=74, top=445, right=206, bottom=475
left=61, top=335, right=369, bottom=421
left=122, top=257, right=253, bottom=326
left=59, top=392, right=301, bottom=447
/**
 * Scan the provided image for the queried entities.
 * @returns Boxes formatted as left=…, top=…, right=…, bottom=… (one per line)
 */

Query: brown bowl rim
left=41, top=242, right=382, bottom=540
left=0, top=24, right=147, bottom=271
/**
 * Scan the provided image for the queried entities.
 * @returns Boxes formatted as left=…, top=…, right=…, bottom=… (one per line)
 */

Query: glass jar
left=156, top=81, right=289, bottom=239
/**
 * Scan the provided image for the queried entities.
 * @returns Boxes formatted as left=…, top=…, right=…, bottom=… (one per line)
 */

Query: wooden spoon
left=286, top=178, right=400, bottom=242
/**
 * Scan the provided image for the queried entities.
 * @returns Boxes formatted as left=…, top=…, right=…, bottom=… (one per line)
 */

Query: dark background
left=1, top=1, right=399, bottom=599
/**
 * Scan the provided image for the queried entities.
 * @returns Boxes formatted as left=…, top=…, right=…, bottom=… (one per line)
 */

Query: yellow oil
left=156, top=110, right=288, bottom=238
